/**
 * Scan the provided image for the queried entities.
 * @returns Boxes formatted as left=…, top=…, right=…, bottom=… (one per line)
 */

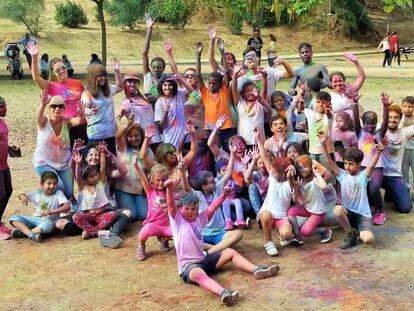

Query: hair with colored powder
left=296, top=155, right=313, bottom=177
left=271, top=157, right=292, bottom=175
left=150, top=57, right=166, bottom=69
left=335, top=112, right=354, bottom=131
left=81, top=165, right=99, bottom=180
left=240, top=81, right=258, bottom=99
left=87, top=63, right=110, bottom=98
left=149, top=164, right=169, bottom=184
left=155, top=143, right=176, bottom=166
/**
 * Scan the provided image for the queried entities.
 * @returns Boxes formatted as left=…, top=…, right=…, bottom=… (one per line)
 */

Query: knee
left=227, top=230, right=243, bottom=243
left=333, top=205, right=346, bottom=218
left=279, top=225, right=293, bottom=240
left=55, top=218, right=68, bottom=230
left=260, top=211, right=272, bottom=223
left=359, top=231, right=374, bottom=244
left=40, top=222, right=55, bottom=234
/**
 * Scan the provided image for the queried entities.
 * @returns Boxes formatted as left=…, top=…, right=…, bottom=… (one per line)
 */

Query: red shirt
left=389, top=35, right=399, bottom=52
left=0, top=119, right=9, bottom=170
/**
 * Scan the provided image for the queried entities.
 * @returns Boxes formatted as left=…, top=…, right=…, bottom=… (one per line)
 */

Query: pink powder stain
left=307, top=288, right=345, bottom=301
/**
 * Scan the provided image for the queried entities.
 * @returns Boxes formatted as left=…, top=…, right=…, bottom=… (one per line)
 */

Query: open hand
left=215, top=114, right=227, bottom=129
left=144, top=12, right=155, bottom=28
left=145, top=124, right=156, bottom=139
left=344, top=52, right=358, bottom=63
left=195, top=42, right=204, bottom=55
left=208, top=24, right=216, bottom=40
left=381, top=92, right=391, bottom=106
left=26, top=42, right=39, bottom=57
left=40, top=90, right=51, bottom=107
left=164, top=39, right=173, bottom=53
left=110, top=57, right=120, bottom=71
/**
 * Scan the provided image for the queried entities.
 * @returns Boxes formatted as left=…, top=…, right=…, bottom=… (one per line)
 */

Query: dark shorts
left=203, top=229, right=226, bottom=245
left=180, top=252, right=222, bottom=283
left=346, top=209, right=373, bottom=232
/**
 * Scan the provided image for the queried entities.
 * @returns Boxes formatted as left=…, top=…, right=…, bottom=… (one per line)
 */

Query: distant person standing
left=16, top=33, right=37, bottom=69
left=89, top=53, right=102, bottom=66
left=40, top=53, right=49, bottom=79
left=247, top=28, right=263, bottom=64
left=389, top=31, right=401, bottom=68
left=376, top=32, right=391, bottom=68
left=62, top=55, right=74, bottom=77
left=266, top=34, right=277, bottom=67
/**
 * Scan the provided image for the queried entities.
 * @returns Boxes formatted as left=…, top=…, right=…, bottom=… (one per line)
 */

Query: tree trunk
left=93, top=0, right=107, bottom=67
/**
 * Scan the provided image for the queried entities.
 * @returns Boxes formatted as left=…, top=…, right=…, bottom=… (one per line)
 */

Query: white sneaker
left=97, top=230, right=111, bottom=238
left=279, top=239, right=291, bottom=246
left=264, top=241, right=278, bottom=256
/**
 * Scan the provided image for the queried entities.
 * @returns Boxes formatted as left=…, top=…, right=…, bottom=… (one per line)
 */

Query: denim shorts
left=9, top=214, right=55, bottom=234
left=346, top=209, right=373, bottom=232
left=180, top=252, right=221, bottom=283
left=203, top=229, right=226, bottom=245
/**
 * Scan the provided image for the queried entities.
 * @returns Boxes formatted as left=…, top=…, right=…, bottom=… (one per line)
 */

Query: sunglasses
left=50, top=104, right=65, bottom=110
left=244, top=54, right=257, bottom=60
left=54, top=65, right=67, bottom=74
left=184, top=74, right=196, bottom=78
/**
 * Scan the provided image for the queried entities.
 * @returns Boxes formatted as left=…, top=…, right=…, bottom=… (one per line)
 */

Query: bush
left=191, top=0, right=224, bottom=24
left=105, top=0, right=148, bottom=30
left=0, top=0, right=45, bottom=35
left=149, top=0, right=192, bottom=29
left=55, top=1, right=88, bottom=28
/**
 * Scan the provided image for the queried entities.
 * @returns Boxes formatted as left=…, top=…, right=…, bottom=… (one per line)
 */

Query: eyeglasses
left=184, top=74, right=196, bottom=78
left=50, top=104, right=65, bottom=110
left=244, top=54, right=257, bottom=60
left=54, top=65, right=67, bottom=74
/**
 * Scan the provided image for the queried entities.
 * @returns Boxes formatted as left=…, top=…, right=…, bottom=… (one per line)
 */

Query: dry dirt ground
left=0, top=53, right=414, bottom=311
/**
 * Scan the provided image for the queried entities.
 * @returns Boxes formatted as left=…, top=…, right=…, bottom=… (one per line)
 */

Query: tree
left=382, top=0, right=413, bottom=31
left=55, top=1, right=89, bottom=28
left=92, top=0, right=107, bottom=67
left=0, top=0, right=45, bottom=35
left=105, top=0, right=147, bottom=30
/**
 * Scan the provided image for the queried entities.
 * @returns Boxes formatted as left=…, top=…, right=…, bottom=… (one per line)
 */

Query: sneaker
left=234, top=219, right=248, bottom=229
left=220, top=288, right=239, bottom=306
left=245, top=217, right=251, bottom=229
left=99, top=235, right=122, bottom=249
left=387, top=65, right=392, bottom=69
left=264, top=241, right=278, bottom=256
left=28, top=232, right=42, bottom=242
left=291, top=235, right=304, bottom=246
left=339, top=230, right=358, bottom=249
left=97, top=230, right=111, bottom=238
left=157, top=237, right=170, bottom=252
left=82, top=231, right=92, bottom=240
left=320, top=228, right=332, bottom=243
left=279, top=239, right=291, bottom=247
left=11, top=229, right=25, bottom=239
left=372, top=211, right=386, bottom=226
left=136, top=245, right=146, bottom=261
left=224, top=220, right=234, bottom=231
left=253, top=265, right=280, bottom=280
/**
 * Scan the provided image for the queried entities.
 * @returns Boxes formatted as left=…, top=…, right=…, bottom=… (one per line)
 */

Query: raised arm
left=132, top=152, right=150, bottom=193
left=110, top=58, right=123, bottom=92
left=217, top=38, right=230, bottom=85
left=195, top=42, right=205, bottom=89
left=274, top=57, right=295, bottom=79
left=140, top=124, right=156, bottom=169
left=244, top=146, right=258, bottom=185
left=177, top=156, right=192, bottom=192
left=318, top=131, right=340, bottom=176
left=206, top=189, right=229, bottom=220
left=220, top=145, right=236, bottom=185
left=207, top=114, right=226, bottom=158
left=365, top=144, right=384, bottom=177
left=344, top=53, right=366, bottom=91
left=352, top=102, right=362, bottom=137
left=173, top=74, right=194, bottom=93
left=254, top=127, right=276, bottom=175
left=26, top=42, right=48, bottom=90
left=379, top=92, right=390, bottom=138
left=165, top=179, right=177, bottom=218
left=207, top=25, right=219, bottom=72
left=142, top=13, right=155, bottom=75
left=231, top=63, right=245, bottom=104
left=97, top=142, right=107, bottom=182
left=72, top=150, right=84, bottom=190
left=115, top=113, right=135, bottom=152
left=164, top=39, right=179, bottom=75
left=182, top=121, right=198, bottom=164
left=38, top=90, right=50, bottom=128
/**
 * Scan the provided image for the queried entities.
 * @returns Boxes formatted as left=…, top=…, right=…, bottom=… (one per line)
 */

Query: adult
left=376, top=32, right=391, bottom=68
left=329, top=53, right=366, bottom=120
left=246, top=27, right=263, bottom=64
left=40, top=53, right=49, bottom=80
left=16, top=33, right=37, bottom=69
left=389, top=31, right=401, bottom=68
left=381, top=104, right=413, bottom=214
left=266, top=34, right=277, bottom=67
left=89, top=53, right=102, bottom=66
left=289, top=42, right=331, bottom=97
left=26, top=42, right=87, bottom=147
left=62, top=54, right=74, bottom=77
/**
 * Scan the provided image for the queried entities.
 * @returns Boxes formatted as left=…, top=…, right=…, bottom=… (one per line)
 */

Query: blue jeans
left=9, top=214, right=55, bottom=234
left=35, top=165, right=73, bottom=200
left=248, top=183, right=262, bottom=216
left=382, top=176, right=412, bottom=213
left=114, top=190, right=147, bottom=222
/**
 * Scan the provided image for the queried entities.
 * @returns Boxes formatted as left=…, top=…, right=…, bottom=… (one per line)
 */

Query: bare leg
left=207, top=230, right=243, bottom=254
left=215, top=248, right=257, bottom=273
left=189, top=267, right=224, bottom=295
left=333, top=205, right=352, bottom=233
left=260, top=211, right=273, bottom=241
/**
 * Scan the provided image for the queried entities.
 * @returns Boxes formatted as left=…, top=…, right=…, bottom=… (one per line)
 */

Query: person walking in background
left=62, top=55, right=74, bottom=77
left=376, top=32, right=391, bottom=68
left=40, top=53, right=49, bottom=80
left=389, top=31, right=401, bottom=68
left=16, top=33, right=37, bottom=69
left=246, top=28, right=263, bottom=65
left=266, top=34, right=277, bottom=67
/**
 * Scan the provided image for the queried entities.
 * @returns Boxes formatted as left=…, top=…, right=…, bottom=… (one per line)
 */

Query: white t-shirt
left=259, top=175, right=292, bottom=219
left=337, top=169, right=371, bottom=218
left=401, top=116, right=414, bottom=149
left=264, top=133, right=307, bottom=158
left=79, top=181, right=110, bottom=211
left=382, top=126, right=414, bottom=177
left=28, top=189, right=68, bottom=222
left=330, top=92, right=365, bottom=121
left=300, top=179, right=326, bottom=215
left=237, top=99, right=265, bottom=145
left=154, top=90, right=187, bottom=148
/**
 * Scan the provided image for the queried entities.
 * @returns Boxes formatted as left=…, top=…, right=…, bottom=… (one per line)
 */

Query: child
left=72, top=142, right=118, bottom=239
left=270, top=91, right=291, bottom=118
left=0, top=97, right=21, bottom=239
left=288, top=155, right=333, bottom=244
left=254, top=128, right=295, bottom=256
left=166, top=180, right=279, bottom=307
left=9, top=171, right=70, bottom=242
left=133, top=154, right=172, bottom=261
left=332, top=112, right=357, bottom=168
left=319, top=131, right=384, bottom=249
left=353, top=93, right=389, bottom=225
left=401, top=96, right=414, bottom=192
left=215, top=156, right=249, bottom=230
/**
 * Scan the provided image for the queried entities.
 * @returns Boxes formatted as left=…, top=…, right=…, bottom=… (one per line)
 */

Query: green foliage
left=224, top=0, right=247, bottom=35
left=382, top=0, right=412, bottom=13
left=149, top=0, right=193, bottom=29
left=105, top=0, right=148, bottom=30
left=0, top=0, right=45, bottom=35
left=192, top=0, right=224, bottom=24
left=55, top=1, right=89, bottom=28
left=333, top=0, right=373, bottom=36
left=271, top=0, right=322, bottom=24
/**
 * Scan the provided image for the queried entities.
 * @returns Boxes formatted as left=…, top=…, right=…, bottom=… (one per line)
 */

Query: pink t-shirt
left=144, top=186, right=169, bottom=226
left=169, top=210, right=208, bottom=274
left=332, top=128, right=357, bottom=162
left=0, top=119, right=9, bottom=170
left=47, top=79, right=84, bottom=118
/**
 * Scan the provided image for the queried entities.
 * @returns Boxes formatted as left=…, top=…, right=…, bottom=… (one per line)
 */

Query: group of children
left=0, top=17, right=413, bottom=306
